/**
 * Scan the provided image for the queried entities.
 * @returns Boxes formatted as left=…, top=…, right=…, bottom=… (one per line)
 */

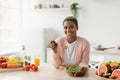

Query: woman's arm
left=79, top=41, right=90, bottom=68
left=50, top=41, right=62, bottom=69
left=77, top=41, right=90, bottom=76
left=52, top=51, right=62, bottom=69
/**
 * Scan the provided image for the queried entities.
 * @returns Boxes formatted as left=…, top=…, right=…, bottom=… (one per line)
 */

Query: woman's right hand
left=50, top=41, right=58, bottom=53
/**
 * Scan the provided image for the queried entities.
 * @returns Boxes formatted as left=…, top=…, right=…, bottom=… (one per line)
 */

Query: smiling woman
left=50, top=16, right=90, bottom=76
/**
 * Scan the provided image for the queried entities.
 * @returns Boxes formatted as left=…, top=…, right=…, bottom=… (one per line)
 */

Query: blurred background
left=0, top=0, right=120, bottom=63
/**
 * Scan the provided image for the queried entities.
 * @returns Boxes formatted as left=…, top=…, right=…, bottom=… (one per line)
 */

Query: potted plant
left=70, top=3, right=79, bottom=19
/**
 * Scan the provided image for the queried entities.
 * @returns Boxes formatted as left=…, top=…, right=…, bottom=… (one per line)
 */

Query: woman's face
left=63, top=20, right=78, bottom=38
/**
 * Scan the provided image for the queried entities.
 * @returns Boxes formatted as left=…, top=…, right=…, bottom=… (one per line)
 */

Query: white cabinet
left=91, top=49, right=120, bottom=62
left=46, top=48, right=53, bottom=63
left=90, top=49, right=120, bottom=68
left=89, top=54, right=105, bottom=68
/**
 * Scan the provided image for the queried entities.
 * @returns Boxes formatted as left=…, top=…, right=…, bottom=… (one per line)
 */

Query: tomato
left=0, top=59, right=2, bottom=63
left=24, top=65, right=30, bottom=71
left=30, top=64, right=35, bottom=69
left=0, top=63, right=2, bottom=67
left=1, top=62, right=7, bottom=68
left=32, top=66, right=38, bottom=71
left=24, top=65, right=38, bottom=71
left=0, top=57, right=6, bottom=63
left=2, top=58, right=6, bottom=63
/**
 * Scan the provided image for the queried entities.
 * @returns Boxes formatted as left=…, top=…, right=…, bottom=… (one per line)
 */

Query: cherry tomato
left=0, top=58, right=6, bottom=63
left=24, top=65, right=30, bottom=71
left=32, top=66, right=38, bottom=71
left=1, top=62, right=7, bottom=68
left=30, top=64, right=35, bottom=69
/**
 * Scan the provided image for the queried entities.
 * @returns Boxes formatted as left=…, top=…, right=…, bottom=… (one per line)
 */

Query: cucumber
left=103, top=73, right=111, bottom=78
left=109, top=75, right=115, bottom=79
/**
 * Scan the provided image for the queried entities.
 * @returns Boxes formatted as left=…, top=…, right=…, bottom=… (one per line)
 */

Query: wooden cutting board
left=0, top=67, right=23, bottom=73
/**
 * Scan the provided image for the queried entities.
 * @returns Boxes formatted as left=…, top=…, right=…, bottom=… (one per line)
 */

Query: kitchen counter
left=91, top=48, right=120, bottom=55
left=91, top=48, right=120, bottom=62
left=0, top=63, right=99, bottom=80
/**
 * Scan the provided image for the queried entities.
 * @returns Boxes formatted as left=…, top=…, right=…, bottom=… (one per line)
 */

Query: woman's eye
left=64, top=25, right=74, bottom=29
left=64, top=26, right=67, bottom=29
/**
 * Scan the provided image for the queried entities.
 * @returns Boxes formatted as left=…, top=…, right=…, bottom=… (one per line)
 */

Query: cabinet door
left=90, top=54, right=105, bottom=68
left=90, top=52, right=120, bottom=68
left=47, top=48, right=53, bottom=63
left=104, top=54, right=120, bottom=62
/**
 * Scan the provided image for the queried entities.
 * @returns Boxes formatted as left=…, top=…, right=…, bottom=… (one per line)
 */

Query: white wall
left=30, top=0, right=120, bottom=46
left=78, top=0, right=120, bottom=47
left=21, top=0, right=46, bottom=62
left=22, top=0, right=120, bottom=62
left=0, top=0, right=21, bottom=53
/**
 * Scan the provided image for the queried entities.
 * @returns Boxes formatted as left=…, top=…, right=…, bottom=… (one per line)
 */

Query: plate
left=0, top=67, right=23, bottom=73
left=96, top=74, right=114, bottom=80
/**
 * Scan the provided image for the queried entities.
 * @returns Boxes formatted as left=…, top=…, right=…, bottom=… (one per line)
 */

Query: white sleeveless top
left=64, top=40, right=77, bottom=66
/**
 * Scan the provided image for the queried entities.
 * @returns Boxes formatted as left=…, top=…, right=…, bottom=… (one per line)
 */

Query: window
left=0, top=0, right=21, bottom=54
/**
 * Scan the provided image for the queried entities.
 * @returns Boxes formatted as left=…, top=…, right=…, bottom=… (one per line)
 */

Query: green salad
left=66, top=65, right=81, bottom=75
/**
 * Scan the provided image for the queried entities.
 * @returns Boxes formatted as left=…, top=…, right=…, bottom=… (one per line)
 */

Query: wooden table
left=0, top=63, right=99, bottom=80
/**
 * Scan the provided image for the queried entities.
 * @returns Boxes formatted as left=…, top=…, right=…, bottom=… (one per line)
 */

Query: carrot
left=7, top=64, right=19, bottom=68
left=63, top=45, right=68, bottom=49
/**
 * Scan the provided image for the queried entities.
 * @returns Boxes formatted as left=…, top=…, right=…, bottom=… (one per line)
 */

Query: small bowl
left=66, top=65, right=82, bottom=77
left=66, top=70, right=82, bottom=77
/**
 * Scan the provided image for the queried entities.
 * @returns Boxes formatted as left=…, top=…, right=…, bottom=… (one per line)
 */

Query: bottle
left=21, top=45, right=27, bottom=66
left=27, top=56, right=31, bottom=66
left=25, top=56, right=29, bottom=66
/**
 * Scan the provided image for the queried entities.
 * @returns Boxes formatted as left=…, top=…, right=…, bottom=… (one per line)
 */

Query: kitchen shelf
left=34, top=8, right=70, bottom=11
left=32, top=8, right=71, bottom=15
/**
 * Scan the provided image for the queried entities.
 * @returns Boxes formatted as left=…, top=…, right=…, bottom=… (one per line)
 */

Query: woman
left=50, top=16, right=90, bottom=76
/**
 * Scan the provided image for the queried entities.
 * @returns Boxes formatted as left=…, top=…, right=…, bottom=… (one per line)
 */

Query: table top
left=0, top=63, right=99, bottom=80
